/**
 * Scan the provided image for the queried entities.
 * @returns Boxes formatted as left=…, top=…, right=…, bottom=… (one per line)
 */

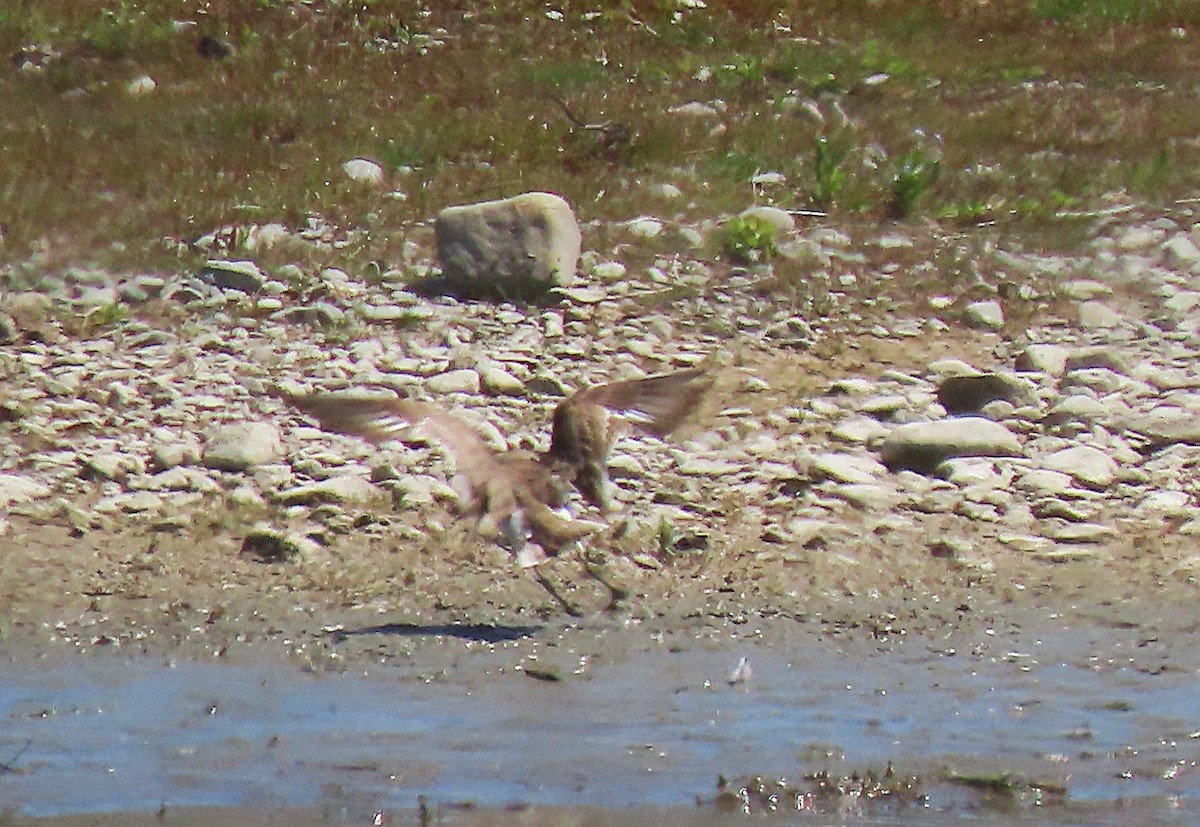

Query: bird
left=279, top=367, right=714, bottom=569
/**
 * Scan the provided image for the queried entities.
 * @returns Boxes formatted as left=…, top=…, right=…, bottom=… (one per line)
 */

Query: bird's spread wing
left=568, top=367, right=714, bottom=437
left=282, top=392, right=503, bottom=504
left=545, top=368, right=713, bottom=510
left=283, top=391, right=600, bottom=560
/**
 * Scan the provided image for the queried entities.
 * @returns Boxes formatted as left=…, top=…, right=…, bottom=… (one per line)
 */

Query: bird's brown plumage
left=281, top=367, right=713, bottom=560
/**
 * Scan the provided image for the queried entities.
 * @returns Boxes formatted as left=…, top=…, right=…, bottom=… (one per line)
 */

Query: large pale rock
left=434, top=192, right=581, bottom=300
left=738, top=205, right=795, bottom=235
left=1116, top=408, right=1200, bottom=452
left=1041, top=445, right=1118, bottom=489
left=1013, top=344, right=1069, bottom=376
left=964, top=300, right=1003, bottom=329
left=880, top=418, right=1021, bottom=473
left=201, top=260, right=265, bottom=293
left=427, top=368, right=481, bottom=395
left=809, top=452, right=886, bottom=485
left=202, top=422, right=283, bottom=471
left=0, top=474, right=51, bottom=507
left=277, top=475, right=380, bottom=506
left=936, top=372, right=1031, bottom=415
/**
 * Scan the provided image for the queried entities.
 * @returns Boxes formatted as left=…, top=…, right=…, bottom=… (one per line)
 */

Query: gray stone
left=93, top=491, right=164, bottom=513
left=880, top=418, right=1021, bottom=473
left=1040, top=445, right=1118, bottom=489
left=1046, top=394, right=1115, bottom=424
left=1116, top=409, right=1200, bottom=449
left=119, top=275, right=166, bottom=303
left=927, top=358, right=981, bottom=379
left=82, top=451, right=144, bottom=482
left=277, top=302, right=345, bottom=327
left=343, top=158, right=384, bottom=185
left=783, top=518, right=836, bottom=546
left=649, top=183, right=683, bottom=200
left=936, top=372, right=1030, bottom=415
left=1135, top=490, right=1191, bottom=516
left=942, top=458, right=1006, bottom=487
left=1014, top=344, right=1069, bottom=376
left=435, top=192, right=581, bottom=299
left=809, top=452, right=886, bottom=485
left=398, top=474, right=457, bottom=505
left=964, top=300, right=1004, bottom=329
left=1077, top=301, right=1124, bottom=329
left=1065, top=347, right=1129, bottom=374
left=427, top=369, right=481, bottom=395
left=230, top=484, right=266, bottom=507
left=737, top=206, right=794, bottom=236
left=1062, top=279, right=1113, bottom=299
left=202, top=422, right=283, bottom=471
left=127, top=75, right=156, bottom=96
left=590, top=261, right=627, bottom=281
left=479, top=365, right=524, bottom=396
left=1039, top=521, right=1118, bottom=544
left=201, top=260, right=266, bottom=293
left=830, top=417, right=890, bottom=445
left=1163, top=232, right=1200, bottom=267
left=244, top=223, right=291, bottom=251
left=669, top=101, right=720, bottom=117
left=829, top=483, right=902, bottom=510
left=625, top=216, right=664, bottom=238
left=277, top=475, right=380, bottom=506
left=3, top=291, right=52, bottom=326
left=1015, top=468, right=1075, bottom=496
left=151, top=440, right=201, bottom=471
left=1031, top=498, right=1097, bottom=522
left=998, top=533, right=1056, bottom=554
left=0, top=474, right=51, bottom=507
left=241, top=525, right=320, bottom=562
left=1116, top=226, right=1164, bottom=250
left=360, top=304, right=417, bottom=324
left=678, top=456, right=744, bottom=476
left=1060, top=368, right=1135, bottom=395
left=137, top=467, right=220, bottom=493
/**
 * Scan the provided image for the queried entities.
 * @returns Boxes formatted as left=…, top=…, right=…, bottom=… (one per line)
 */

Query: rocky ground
left=2, top=198, right=1200, bottom=670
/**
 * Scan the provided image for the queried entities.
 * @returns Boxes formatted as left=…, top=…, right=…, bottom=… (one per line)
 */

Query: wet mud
left=3, top=559, right=1200, bottom=826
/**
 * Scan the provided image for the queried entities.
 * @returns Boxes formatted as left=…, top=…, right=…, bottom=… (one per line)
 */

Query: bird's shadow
left=330, top=621, right=542, bottom=644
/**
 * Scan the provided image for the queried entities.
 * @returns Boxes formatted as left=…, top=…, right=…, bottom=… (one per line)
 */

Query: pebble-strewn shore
left=3, top=201, right=1200, bottom=657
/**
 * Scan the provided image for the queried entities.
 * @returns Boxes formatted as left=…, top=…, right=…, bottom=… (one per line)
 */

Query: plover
left=280, top=367, right=713, bottom=569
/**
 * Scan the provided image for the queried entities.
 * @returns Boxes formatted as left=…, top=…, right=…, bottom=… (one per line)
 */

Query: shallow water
left=2, top=618, right=1198, bottom=824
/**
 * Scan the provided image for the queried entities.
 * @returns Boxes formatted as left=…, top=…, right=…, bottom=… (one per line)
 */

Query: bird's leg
left=581, top=549, right=629, bottom=612
left=533, top=566, right=584, bottom=618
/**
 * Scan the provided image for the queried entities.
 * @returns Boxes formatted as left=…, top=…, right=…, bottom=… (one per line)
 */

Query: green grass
left=3, top=0, right=1200, bottom=275
left=1030, top=0, right=1176, bottom=25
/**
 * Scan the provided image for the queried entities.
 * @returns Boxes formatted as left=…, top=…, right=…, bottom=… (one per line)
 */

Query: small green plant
left=1127, top=148, right=1172, bottom=196
left=812, top=134, right=848, bottom=208
left=83, top=301, right=128, bottom=329
left=721, top=213, right=778, bottom=264
left=889, top=144, right=941, bottom=219
left=82, top=5, right=172, bottom=58
left=655, top=515, right=677, bottom=557
left=936, top=199, right=997, bottom=225
left=860, top=39, right=919, bottom=81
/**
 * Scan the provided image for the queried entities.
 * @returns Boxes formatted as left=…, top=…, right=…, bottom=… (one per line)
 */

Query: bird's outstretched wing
left=282, top=392, right=584, bottom=555
left=546, top=367, right=713, bottom=509
left=282, top=392, right=503, bottom=503
left=569, top=367, right=714, bottom=437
